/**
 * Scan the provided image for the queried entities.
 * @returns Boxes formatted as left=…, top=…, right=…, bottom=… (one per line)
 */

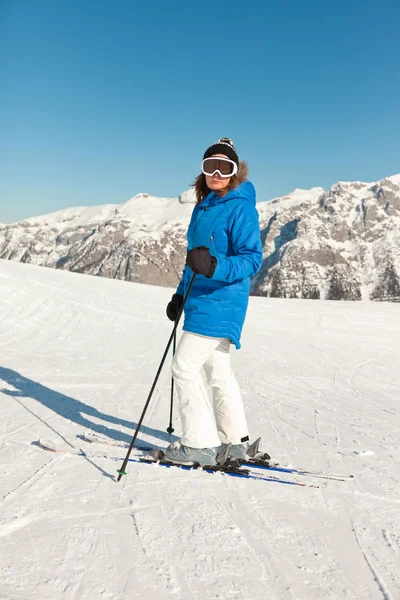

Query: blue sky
left=1, top=0, right=400, bottom=223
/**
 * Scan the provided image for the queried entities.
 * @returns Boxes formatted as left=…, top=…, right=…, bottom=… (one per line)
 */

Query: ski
left=81, top=431, right=352, bottom=482
left=81, top=430, right=151, bottom=451
left=37, top=439, right=319, bottom=488
left=245, top=459, right=353, bottom=482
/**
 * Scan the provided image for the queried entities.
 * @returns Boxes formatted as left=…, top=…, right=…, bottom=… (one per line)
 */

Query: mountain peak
left=382, top=174, right=400, bottom=187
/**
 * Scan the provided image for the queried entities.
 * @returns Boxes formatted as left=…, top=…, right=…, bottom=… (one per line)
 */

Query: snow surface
left=385, top=174, right=400, bottom=186
left=21, top=192, right=195, bottom=229
left=0, top=260, right=400, bottom=600
left=266, top=187, right=325, bottom=209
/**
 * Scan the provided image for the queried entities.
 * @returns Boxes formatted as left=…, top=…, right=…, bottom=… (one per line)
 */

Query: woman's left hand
left=186, top=246, right=217, bottom=278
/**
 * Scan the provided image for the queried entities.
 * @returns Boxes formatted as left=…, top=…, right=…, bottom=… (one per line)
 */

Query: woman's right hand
left=166, top=293, right=184, bottom=321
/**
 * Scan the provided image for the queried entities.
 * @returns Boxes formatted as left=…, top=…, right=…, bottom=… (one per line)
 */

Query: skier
left=164, top=138, right=263, bottom=466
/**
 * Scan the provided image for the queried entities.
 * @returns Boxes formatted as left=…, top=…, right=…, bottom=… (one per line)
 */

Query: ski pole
left=117, top=273, right=196, bottom=481
left=166, top=330, right=176, bottom=435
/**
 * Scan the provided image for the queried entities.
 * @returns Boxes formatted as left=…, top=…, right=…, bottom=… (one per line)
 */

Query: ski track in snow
left=0, top=259, right=399, bottom=599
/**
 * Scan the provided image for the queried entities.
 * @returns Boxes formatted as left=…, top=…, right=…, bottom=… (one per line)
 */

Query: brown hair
left=192, top=161, right=248, bottom=205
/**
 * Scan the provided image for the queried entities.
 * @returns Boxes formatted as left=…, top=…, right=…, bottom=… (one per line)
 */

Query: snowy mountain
left=254, top=175, right=400, bottom=301
left=1, top=260, right=400, bottom=599
left=0, top=190, right=196, bottom=288
left=1, top=175, right=400, bottom=301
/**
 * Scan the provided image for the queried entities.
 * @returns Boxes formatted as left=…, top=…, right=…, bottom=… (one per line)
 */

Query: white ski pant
left=171, top=332, right=248, bottom=448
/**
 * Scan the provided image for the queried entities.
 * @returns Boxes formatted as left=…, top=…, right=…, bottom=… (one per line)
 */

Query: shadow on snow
left=0, top=365, right=178, bottom=447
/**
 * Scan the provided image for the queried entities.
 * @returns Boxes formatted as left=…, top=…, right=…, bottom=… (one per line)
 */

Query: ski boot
left=163, top=441, right=220, bottom=466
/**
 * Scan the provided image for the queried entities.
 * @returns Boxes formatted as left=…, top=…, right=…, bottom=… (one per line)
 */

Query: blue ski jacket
left=176, top=180, right=262, bottom=349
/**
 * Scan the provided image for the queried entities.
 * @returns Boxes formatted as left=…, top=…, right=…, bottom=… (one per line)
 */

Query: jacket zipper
left=210, top=234, right=217, bottom=257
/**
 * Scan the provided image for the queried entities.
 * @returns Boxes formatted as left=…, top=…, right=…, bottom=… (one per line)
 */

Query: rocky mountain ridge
left=1, top=176, right=400, bottom=301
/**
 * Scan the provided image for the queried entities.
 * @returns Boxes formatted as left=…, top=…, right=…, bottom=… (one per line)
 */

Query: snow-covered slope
left=267, top=186, right=325, bottom=208
left=1, top=176, right=400, bottom=300
left=1, top=260, right=400, bottom=599
left=23, top=189, right=196, bottom=228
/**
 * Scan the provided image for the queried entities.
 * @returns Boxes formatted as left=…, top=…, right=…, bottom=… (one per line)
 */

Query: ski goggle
left=201, top=157, right=238, bottom=178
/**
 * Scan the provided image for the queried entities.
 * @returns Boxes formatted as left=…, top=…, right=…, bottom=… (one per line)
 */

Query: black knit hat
left=203, top=137, right=239, bottom=166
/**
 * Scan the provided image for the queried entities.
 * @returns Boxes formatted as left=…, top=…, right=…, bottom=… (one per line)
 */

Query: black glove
left=186, top=246, right=217, bottom=278
left=166, top=293, right=183, bottom=321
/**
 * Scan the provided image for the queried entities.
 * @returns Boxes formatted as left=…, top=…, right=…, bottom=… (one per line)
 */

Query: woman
left=165, top=137, right=262, bottom=466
